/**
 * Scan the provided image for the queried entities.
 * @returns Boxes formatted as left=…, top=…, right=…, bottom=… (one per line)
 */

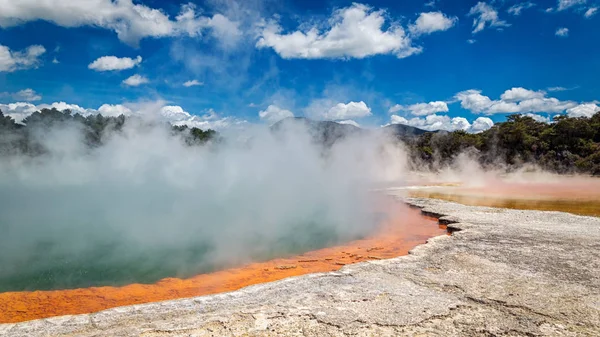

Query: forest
left=403, top=113, right=600, bottom=175
left=1, top=108, right=599, bottom=175
left=0, top=108, right=217, bottom=155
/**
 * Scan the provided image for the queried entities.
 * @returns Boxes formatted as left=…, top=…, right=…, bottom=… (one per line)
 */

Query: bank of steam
left=0, top=111, right=408, bottom=291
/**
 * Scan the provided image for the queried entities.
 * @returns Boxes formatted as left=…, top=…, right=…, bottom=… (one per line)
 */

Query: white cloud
left=557, top=0, right=587, bottom=11
left=409, top=11, right=457, bottom=36
left=43, top=102, right=92, bottom=115
left=52, top=57, right=59, bottom=64
left=0, top=1, right=240, bottom=46
left=160, top=105, right=197, bottom=122
left=555, top=27, right=569, bottom=37
left=500, top=87, right=546, bottom=102
left=508, top=2, right=536, bottom=15
left=0, top=44, right=46, bottom=72
left=0, top=102, right=38, bottom=123
left=389, top=101, right=449, bottom=116
left=258, top=105, right=294, bottom=124
left=97, top=104, right=133, bottom=117
left=566, top=103, right=599, bottom=118
left=389, top=114, right=466, bottom=132
left=88, top=55, right=142, bottom=71
left=389, top=114, right=493, bottom=133
left=1, top=88, right=42, bottom=101
left=547, top=86, right=568, bottom=92
left=183, top=80, right=204, bottom=87
left=206, top=13, right=242, bottom=48
left=15, top=88, right=41, bottom=101
left=524, top=113, right=551, bottom=123
left=122, top=74, right=149, bottom=87
left=256, top=3, right=422, bottom=59
left=584, top=7, right=598, bottom=18
left=455, top=87, right=579, bottom=115
left=0, top=100, right=95, bottom=123
left=455, top=89, right=494, bottom=113
left=166, top=107, right=246, bottom=130
left=0, top=100, right=246, bottom=130
left=390, top=115, right=409, bottom=125
left=470, top=117, right=494, bottom=133
left=323, top=101, right=372, bottom=120
left=468, top=2, right=510, bottom=33
left=467, top=39, right=477, bottom=44
left=337, top=120, right=360, bottom=128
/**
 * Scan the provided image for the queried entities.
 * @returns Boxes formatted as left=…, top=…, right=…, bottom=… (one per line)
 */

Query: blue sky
left=0, top=0, right=599, bottom=132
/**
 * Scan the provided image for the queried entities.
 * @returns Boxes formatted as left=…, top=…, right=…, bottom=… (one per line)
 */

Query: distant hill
left=380, top=123, right=429, bottom=138
left=271, top=117, right=428, bottom=146
left=271, top=117, right=364, bottom=147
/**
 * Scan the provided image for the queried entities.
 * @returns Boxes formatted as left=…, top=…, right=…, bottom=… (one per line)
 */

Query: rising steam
left=0, top=118, right=409, bottom=290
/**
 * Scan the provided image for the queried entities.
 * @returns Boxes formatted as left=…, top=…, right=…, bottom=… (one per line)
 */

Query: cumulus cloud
left=557, top=0, right=587, bottom=11
left=409, top=11, right=457, bottom=36
left=183, top=80, right=203, bottom=87
left=0, top=101, right=96, bottom=123
left=0, top=102, right=39, bottom=123
left=524, top=113, right=552, bottom=123
left=500, top=87, right=546, bottom=102
left=454, top=87, right=598, bottom=116
left=389, top=114, right=491, bottom=133
left=256, top=3, right=422, bottom=59
left=0, top=44, right=46, bottom=72
left=123, top=74, right=149, bottom=87
left=468, top=2, right=510, bottom=33
left=88, top=55, right=142, bottom=71
left=470, top=117, right=494, bottom=133
left=555, top=27, right=569, bottom=37
left=0, top=1, right=240, bottom=46
left=508, top=2, right=536, bottom=15
left=566, top=103, right=600, bottom=118
left=97, top=104, right=134, bottom=117
left=322, top=101, right=372, bottom=120
left=585, top=7, right=598, bottom=17
left=0, top=100, right=247, bottom=130
left=1, top=88, right=42, bottom=101
left=258, top=105, right=294, bottom=124
left=389, top=101, right=449, bottom=116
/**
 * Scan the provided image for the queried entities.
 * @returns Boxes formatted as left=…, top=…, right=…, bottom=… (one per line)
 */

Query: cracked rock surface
left=2, top=197, right=600, bottom=336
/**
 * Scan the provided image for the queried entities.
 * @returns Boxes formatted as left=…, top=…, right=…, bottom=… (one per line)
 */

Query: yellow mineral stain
left=409, top=177, right=600, bottom=217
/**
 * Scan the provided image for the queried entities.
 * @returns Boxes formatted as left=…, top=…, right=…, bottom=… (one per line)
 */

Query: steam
left=0, top=119, right=409, bottom=290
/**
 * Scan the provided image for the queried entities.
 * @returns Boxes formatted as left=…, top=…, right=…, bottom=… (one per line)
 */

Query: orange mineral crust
left=0, top=202, right=445, bottom=324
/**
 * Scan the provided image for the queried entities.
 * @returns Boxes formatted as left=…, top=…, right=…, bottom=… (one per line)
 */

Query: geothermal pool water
left=0, top=199, right=446, bottom=323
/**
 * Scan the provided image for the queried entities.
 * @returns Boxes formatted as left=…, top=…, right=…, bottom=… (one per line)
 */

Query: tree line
left=403, top=112, right=600, bottom=175
left=0, top=108, right=218, bottom=155
left=2, top=108, right=599, bottom=175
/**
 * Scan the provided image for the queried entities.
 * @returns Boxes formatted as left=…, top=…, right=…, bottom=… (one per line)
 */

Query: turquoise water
left=0, top=219, right=375, bottom=292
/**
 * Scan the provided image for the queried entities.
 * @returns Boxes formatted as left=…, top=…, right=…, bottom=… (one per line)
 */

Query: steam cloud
left=0, top=119, right=409, bottom=290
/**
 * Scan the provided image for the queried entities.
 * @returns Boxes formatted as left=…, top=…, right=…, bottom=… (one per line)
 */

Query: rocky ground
left=2, top=196, right=600, bottom=336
